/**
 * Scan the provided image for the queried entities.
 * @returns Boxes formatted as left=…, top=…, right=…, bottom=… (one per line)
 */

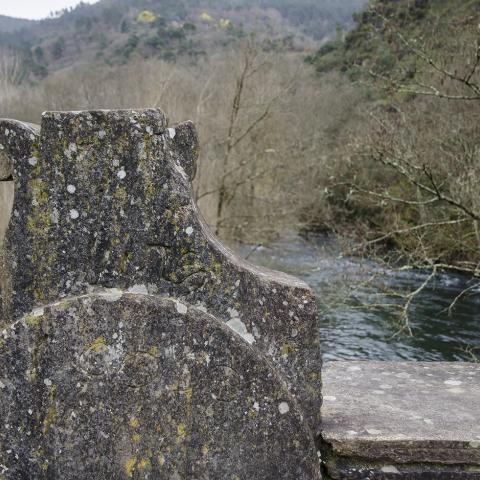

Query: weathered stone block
left=0, top=110, right=322, bottom=478
left=321, top=361, right=480, bottom=479
left=0, top=293, right=321, bottom=479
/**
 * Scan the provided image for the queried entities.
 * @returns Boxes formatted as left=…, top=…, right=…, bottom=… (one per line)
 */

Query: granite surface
left=321, top=361, right=480, bottom=479
left=0, top=292, right=321, bottom=479
left=0, top=109, right=322, bottom=479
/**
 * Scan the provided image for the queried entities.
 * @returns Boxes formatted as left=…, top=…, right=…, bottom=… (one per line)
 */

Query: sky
left=0, top=0, right=99, bottom=20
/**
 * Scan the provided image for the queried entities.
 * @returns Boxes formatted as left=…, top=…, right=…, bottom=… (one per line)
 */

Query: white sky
left=0, top=0, right=100, bottom=20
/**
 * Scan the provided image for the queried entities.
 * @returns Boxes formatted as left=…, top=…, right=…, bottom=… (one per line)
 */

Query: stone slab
left=0, top=110, right=321, bottom=431
left=320, top=361, right=480, bottom=479
left=0, top=292, right=321, bottom=479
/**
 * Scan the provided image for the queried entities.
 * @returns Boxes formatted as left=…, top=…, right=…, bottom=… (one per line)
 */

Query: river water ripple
left=236, top=235, right=480, bottom=362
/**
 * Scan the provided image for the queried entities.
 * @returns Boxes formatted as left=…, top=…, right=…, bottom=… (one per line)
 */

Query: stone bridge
left=0, top=109, right=478, bottom=479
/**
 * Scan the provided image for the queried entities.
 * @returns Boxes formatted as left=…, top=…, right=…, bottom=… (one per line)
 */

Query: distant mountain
left=0, top=15, right=35, bottom=33
left=0, top=0, right=368, bottom=80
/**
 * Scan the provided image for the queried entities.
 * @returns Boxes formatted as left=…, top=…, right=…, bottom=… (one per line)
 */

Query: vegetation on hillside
left=298, top=0, right=480, bottom=334
left=0, top=0, right=367, bottom=81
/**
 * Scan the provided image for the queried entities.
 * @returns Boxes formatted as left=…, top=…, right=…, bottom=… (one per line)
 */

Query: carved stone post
left=0, top=110, right=322, bottom=479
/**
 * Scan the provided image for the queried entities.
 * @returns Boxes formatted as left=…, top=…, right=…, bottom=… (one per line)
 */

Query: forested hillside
left=0, top=0, right=366, bottom=80
left=304, top=0, right=480, bottom=270
left=0, top=15, right=35, bottom=33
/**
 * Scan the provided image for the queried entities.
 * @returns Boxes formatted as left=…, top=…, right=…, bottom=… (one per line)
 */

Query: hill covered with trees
left=303, top=0, right=480, bottom=271
left=0, top=0, right=367, bottom=80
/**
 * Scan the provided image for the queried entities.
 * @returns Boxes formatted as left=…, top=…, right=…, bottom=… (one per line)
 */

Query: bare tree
left=334, top=9, right=480, bottom=335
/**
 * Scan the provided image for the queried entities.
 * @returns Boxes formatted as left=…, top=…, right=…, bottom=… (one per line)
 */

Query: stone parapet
left=0, top=110, right=322, bottom=479
left=321, top=361, right=480, bottom=479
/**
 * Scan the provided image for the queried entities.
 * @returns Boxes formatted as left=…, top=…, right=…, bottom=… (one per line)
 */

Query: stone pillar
left=0, top=110, right=322, bottom=479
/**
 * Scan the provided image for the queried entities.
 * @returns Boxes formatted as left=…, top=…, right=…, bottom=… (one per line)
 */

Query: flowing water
left=236, top=235, right=480, bottom=362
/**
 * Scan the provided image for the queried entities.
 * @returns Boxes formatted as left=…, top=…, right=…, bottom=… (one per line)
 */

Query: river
left=236, top=235, right=480, bottom=362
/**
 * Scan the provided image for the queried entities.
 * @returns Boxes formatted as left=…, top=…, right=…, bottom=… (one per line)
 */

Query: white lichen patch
left=43, top=378, right=52, bottom=387
left=444, top=380, right=462, bottom=386
left=174, top=163, right=187, bottom=180
left=347, top=366, right=362, bottom=372
left=175, top=302, right=188, bottom=315
left=67, top=184, right=76, bottom=194
left=98, top=288, right=124, bottom=302
left=185, top=226, right=194, bottom=236
left=117, top=168, right=127, bottom=180
left=323, top=396, right=337, bottom=402
left=28, top=157, right=37, bottom=167
left=69, top=209, right=80, bottom=220
left=226, top=317, right=255, bottom=345
left=127, top=284, right=148, bottom=295
left=381, top=466, right=400, bottom=474
left=168, top=128, right=176, bottom=139
left=65, top=143, right=77, bottom=159
left=278, top=402, right=290, bottom=415
left=447, top=387, right=465, bottom=394
left=31, top=307, right=45, bottom=317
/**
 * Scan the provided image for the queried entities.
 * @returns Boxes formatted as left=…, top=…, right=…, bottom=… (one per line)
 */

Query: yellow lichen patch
left=281, top=343, right=294, bottom=357
left=32, top=447, right=44, bottom=458
left=24, top=313, right=43, bottom=327
left=167, top=383, right=178, bottom=393
left=119, top=251, right=132, bottom=274
left=247, top=408, right=257, bottom=419
left=86, top=336, right=107, bottom=353
left=26, top=211, right=51, bottom=235
left=124, top=457, right=137, bottom=477
left=113, top=186, right=127, bottom=203
left=129, top=416, right=140, bottom=428
left=137, top=10, right=157, bottom=23
left=33, top=287, right=46, bottom=303
left=42, top=405, right=56, bottom=435
left=111, top=237, right=121, bottom=247
left=176, top=423, right=186, bottom=442
left=138, top=458, right=150, bottom=470
left=182, top=386, right=193, bottom=401
left=148, top=346, right=159, bottom=357
left=201, top=444, right=209, bottom=456
left=28, top=179, right=49, bottom=206
left=132, top=433, right=141, bottom=443
left=157, top=454, right=165, bottom=467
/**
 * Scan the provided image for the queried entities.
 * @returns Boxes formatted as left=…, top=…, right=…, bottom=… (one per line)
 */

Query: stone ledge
left=320, top=361, right=480, bottom=479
